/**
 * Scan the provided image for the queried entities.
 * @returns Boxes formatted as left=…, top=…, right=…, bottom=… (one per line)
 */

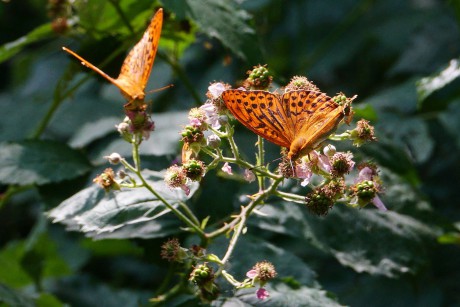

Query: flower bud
left=104, top=152, right=122, bottom=164
left=323, top=144, right=336, bottom=157
left=206, top=134, right=221, bottom=149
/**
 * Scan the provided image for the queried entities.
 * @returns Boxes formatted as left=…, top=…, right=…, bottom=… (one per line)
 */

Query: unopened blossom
left=206, top=134, right=221, bottom=148
left=244, top=169, right=256, bottom=182
left=221, top=162, right=232, bottom=175
left=104, top=152, right=122, bottom=165
left=323, top=144, right=336, bottom=157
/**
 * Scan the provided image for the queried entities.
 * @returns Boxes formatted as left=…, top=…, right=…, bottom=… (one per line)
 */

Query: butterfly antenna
left=147, top=84, right=174, bottom=95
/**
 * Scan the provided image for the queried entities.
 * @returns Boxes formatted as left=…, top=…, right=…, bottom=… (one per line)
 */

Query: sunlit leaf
left=417, top=59, right=460, bottom=104
left=177, top=0, right=259, bottom=62
left=48, top=170, right=199, bottom=239
left=0, top=23, right=54, bottom=64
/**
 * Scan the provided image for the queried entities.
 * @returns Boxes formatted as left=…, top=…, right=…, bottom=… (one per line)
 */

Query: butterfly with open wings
left=222, top=89, right=354, bottom=161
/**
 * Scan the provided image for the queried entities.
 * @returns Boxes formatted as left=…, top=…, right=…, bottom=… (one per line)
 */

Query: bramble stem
left=256, top=136, right=265, bottom=191
left=130, top=137, right=205, bottom=238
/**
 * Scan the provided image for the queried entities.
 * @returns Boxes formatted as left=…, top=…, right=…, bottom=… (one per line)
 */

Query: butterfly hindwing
left=286, top=90, right=344, bottom=158
left=222, top=90, right=293, bottom=148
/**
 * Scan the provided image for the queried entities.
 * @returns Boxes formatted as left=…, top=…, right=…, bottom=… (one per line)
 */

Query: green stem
left=131, top=137, right=205, bottom=237
left=256, top=136, right=265, bottom=191
left=178, top=201, right=200, bottom=226
left=274, top=190, right=306, bottom=203
left=207, top=177, right=283, bottom=239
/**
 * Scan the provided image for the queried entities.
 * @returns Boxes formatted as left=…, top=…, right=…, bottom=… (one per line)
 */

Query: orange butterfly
left=63, top=8, right=163, bottom=110
left=222, top=90, right=353, bottom=160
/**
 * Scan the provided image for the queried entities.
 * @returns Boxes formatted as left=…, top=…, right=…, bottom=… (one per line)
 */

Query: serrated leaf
left=209, top=235, right=339, bottom=305
left=209, top=235, right=317, bottom=287
left=48, top=170, right=199, bottom=239
left=251, top=202, right=437, bottom=278
left=235, top=282, right=341, bottom=307
left=183, top=0, right=259, bottom=62
left=416, top=59, right=460, bottom=104
left=0, top=140, right=91, bottom=185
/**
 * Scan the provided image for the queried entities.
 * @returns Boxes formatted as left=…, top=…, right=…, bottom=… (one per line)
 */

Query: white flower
left=208, top=82, right=226, bottom=98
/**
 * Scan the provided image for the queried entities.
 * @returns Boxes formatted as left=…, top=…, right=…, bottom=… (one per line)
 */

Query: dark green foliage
left=1, top=0, right=460, bottom=306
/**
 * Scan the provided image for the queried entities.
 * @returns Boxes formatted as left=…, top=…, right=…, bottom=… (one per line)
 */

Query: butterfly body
left=63, top=8, right=163, bottom=110
left=222, top=89, right=352, bottom=160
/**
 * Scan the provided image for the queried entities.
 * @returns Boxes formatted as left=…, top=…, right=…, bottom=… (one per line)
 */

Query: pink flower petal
left=246, top=269, right=257, bottom=279
left=208, top=82, right=226, bottom=98
left=372, top=195, right=388, bottom=211
left=221, top=162, right=233, bottom=175
left=256, top=288, right=270, bottom=300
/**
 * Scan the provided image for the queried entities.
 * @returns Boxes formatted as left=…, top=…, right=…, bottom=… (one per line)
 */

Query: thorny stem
left=256, top=136, right=265, bottom=191
left=207, top=177, right=284, bottom=240
left=214, top=177, right=284, bottom=278
left=130, top=137, right=206, bottom=238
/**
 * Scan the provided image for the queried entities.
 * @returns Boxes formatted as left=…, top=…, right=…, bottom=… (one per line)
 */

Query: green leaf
left=35, top=293, right=63, bottom=307
left=236, top=282, right=341, bottom=306
left=0, top=283, right=34, bottom=307
left=0, top=242, right=32, bottom=287
left=209, top=235, right=340, bottom=305
left=0, top=140, right=91, bottom=186
left=251, top=202, right=437, bottom=278
left=0, top=23, right=54, bottom=64
left=180, top=0, right=259, bottom=62
left=416, top=59, right=460, bottom=105
left=48, top=170, right=199, bottom=239
left=353, top=103, right=378, bottom=122
left=69, top=117, right=120, bottom=148
left=374, top=113, right=434, bottom=164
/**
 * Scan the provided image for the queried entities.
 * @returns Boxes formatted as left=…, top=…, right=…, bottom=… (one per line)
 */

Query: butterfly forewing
left=117, top=8, right=163, bottom=98
left=222, top=90, right=294, bottom=148
left=63, top=8, right=163, bottom=103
